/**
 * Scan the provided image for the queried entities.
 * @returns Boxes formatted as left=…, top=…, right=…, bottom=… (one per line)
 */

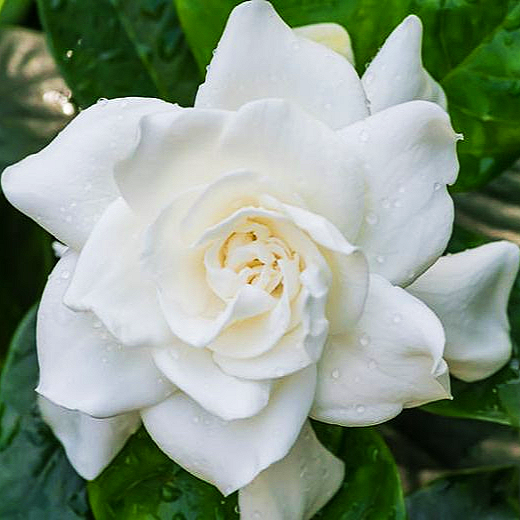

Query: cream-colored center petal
left=205, top=217, right=301, bottom=303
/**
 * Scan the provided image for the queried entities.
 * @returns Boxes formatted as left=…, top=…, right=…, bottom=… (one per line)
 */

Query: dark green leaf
left=174, top=0, right=520, bottom=190
left=37, top=0, right=200, bottom=108
left=406, top=466, right=520, bottom=519
left=88, top=427, right=239, bottom=520
left=0, top=26, right=72, bottom=363
left=313, top=422, right=406, bottom=519
left=0, top=0, right=33, bottom=25
left=0, top=306, right=91, bottom=519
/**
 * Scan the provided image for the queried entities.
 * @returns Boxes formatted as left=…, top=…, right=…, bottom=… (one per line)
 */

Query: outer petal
left=408, top=241, right=520, bottom=382
left=239, top=420, right=344, bottom=520
left=141, top=365, right=316, bottom=495
left=362, top=15, right=447, bottom=114
left=294, top=23, right=355, bottom=64
left=312, top=274, right=450, bottom=426
left=37, top=250, right=174, bottom=418
left=117, top=99, right=365, bottom=242
left=38, top=396, right=140, bottom=480
left=64, top=198, right=172, bottom=348
left=1, top=97, right=173, bottom=250
left=340, top=100, right=459, bottom=285
left=196, top=1, right=367, bottom=129
left=152, top=343, right=271, bottom=421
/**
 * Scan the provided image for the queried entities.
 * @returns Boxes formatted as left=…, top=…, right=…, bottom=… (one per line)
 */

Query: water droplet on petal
left=192, top=415, right=200, bottom=424
left=434, top=182, right=442, bottom=191
left=393, top=199, right=402, bottom=208
left=359, top=334, right=370, bottom=347
left=331, top=368, right=340, bottom=379
left=60, top=270, right=70, bottom=280
left=97, top=97, right=109, bottom=106
left=365, top=212, right=378, bottom=225
left=381, top=198, right=390, bottom=209
left=356, top=404, right=365, bottom=414
left=376, top=255, right=385, bottom=264
left=368, top=359, right=377, bottom=370
left=392, top=313, right=402, bottom=324
left=359, top=129, right=369, bottom=142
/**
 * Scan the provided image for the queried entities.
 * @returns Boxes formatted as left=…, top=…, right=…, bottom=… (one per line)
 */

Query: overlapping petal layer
left=312, top=274, right=450, bottom=426
left=37, top=250, right=174, bottom=418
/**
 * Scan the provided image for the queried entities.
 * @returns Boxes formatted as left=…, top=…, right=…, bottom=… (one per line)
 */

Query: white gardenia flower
left=3, top=1, right=519, bottom=518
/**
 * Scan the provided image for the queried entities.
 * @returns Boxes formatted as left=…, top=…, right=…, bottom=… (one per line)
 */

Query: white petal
left=196, top=1, right=367, bottom=128
left=141, top=365, right=317, bottom=495
left=38, top=396, right=140, bottom=480
left=214, top=288, right=328, bottom=380
left=340, top=100, right=459, bottom=285
left=263, top=198, right=369, bottom=330
left=37, top=250, right=174, bottom=418
left=152, top=344, right=271, bottom=420
left=294, top=22, right=355, bottom=64
left=312, top=274, right=450, bottom=426
left=239, top=420, right=344, bottom=520
left=362, top=16, right=447, bottom=113
left=64, top=198, right=172, bottom=348
left=408, top=241, right=519, bottom=382
left=117, top=99, right=365, bottom=242
left=1, top=98, right=173, bottom=250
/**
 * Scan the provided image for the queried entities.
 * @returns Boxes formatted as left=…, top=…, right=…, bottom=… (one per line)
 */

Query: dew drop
left=359, top=333, right=370, bottom=347
left=356, top=404, right=365, bottom=414
left=97, top=97, right=109, bottom=106
left=192, top=415, right=200, bottom=424
left=252, top=512, right=262, bottom=520
left=359, top=129, right=369, bottom=142
left=392, top=313, right=402, bottom=324
left=65, top=49, right=73, bottom=59
left=398, top=185, right=406, bottom=194
left=433, top=182, right=442, bottom=191
left=60, top=270, right=70, bottom=280
left=65, top=215, right=72, bottom=223
left=368, top=359, right=377, bottom=370
left=324, top=102, right=332, bottom=111
left=393, top=199, right=402, bottom=208
left=365, top=212, right=378, bottom=225
left=234, top=505, right=241, bottom=514
left=331, top=368, right=340, bottom=379
left=381, top=197, right=390, bottom=209
left=364, top=72, right=374, bottom=85
left=376, top=255, right=385, bottom=264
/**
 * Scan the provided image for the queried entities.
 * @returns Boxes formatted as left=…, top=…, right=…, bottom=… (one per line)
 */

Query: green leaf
left=88, top=428, right=239, bottom=520
left=37, top=0, right=199, bottom=108
left=0, top=26, right=72, bottom=363
left=406, top=466, right=520, bottom=519
left=0, top=0, right=33, bottom=25
left=0, top=306, right=91, bottom=519
left=174, top=0, right=520, bottom=190
left=313, top=422, right=406, bottom=519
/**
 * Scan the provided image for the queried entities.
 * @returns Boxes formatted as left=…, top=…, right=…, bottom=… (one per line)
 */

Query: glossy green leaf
left=174, top=0, right=520, bottom=191
left=0, top=306, right=91, bottom=519
left=313, top=422, right=406, bottom=519
left=37, top=0, right=199, bottom=108
left=406, top=466, right=520, bottom=519
left=88, top=428, right=239, bottom=520
left=0, top=0, right=33, bottom=24
left=0, top=26, right=72, bottom=364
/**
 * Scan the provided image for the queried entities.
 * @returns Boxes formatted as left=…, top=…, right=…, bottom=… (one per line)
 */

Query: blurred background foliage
left=0, top=0, right=519, bottom=518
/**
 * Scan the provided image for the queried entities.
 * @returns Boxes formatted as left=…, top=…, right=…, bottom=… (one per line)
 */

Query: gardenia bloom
left=3, top=1, right=519, bottom=518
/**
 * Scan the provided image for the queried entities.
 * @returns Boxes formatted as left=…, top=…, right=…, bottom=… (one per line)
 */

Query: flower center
left=205, top=218, right=301, bottom=302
